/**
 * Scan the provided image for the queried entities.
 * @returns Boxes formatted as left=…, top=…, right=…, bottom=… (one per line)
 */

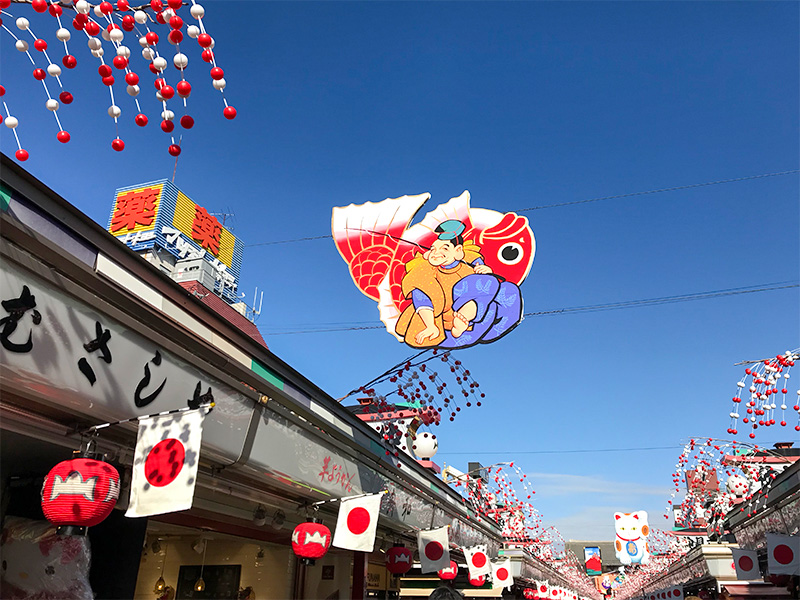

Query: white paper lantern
left=412, top=431, right=438, bottom=460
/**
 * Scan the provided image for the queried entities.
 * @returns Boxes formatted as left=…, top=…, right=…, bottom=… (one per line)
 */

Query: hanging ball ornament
left=180, top=115, right=194, bottom=129
left=223, top=106, right=237, bottom=120
left=190, top=3, right=205, bottom=19
left=134, top=10, right=147, bottom=24
left=187, top=25, right=200, bottom=38
left=160, top=119, right=174, bottom=132
left=161, top=109, right=175, bottom=121
left=4, top=116, right=19, bottom=129
left=46, top=99, right=59, bottom=111
left=210, top=66, right=224, bottom=80
left=168, top=30, right=182, bottom=44
left=32, top=0, right=48, bottom=12
left=111, top=138, right=125, bottom=151
left=57, top=130, right=71, bottom=143
left=16, top=17, right=30, bottom=30
left=56, top=28, right=71, bottom=42
left=173, top=53, right=188, bottom=69
left=16, top=39, right=29, bottom=52
left=117, top=45, right=131, bottom=58
left=34, top=38, right=48, bottom=51
left=75, top=0, right=91, bottom=14
left=127, top=85, right=140, bottom=97
left=142, top=47, right=155, bottom=61
left=135, top=113, right=148, bottom=126
left=153, top=56, right=168, bottom=71
left=33, top=68, right=47, bottom=81
left=48, top=3, right=62, bottom=16
left=125, top=72, right=139, bottom=85
left=113, top=56, right=128, bottom=69
left=47, top=64, right=62, bottom=77
left=197, top=33, right=212, bottom=48
left=15, top=149, right=29, bottom=161
left=59, top=91, right=74, bottom=104
left=176, top=80, right=191, bottom=97
left=168, top=144, right=181, bottom=156
left=86, top=21, right=100, bottom=36
left=108, top=105, right=121, bottom=118
left=63, top=54, right=78, bottom=69
left=212, top=78, right=226, bottom=91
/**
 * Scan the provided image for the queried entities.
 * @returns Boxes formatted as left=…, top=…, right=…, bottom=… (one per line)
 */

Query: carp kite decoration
left=332, top=191, right=535, bottom=349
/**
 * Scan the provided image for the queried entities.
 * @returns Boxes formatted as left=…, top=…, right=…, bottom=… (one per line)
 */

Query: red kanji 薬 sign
left=191, top=205, right=222, bottom=255
left=110, top=186, right=162, bottom=233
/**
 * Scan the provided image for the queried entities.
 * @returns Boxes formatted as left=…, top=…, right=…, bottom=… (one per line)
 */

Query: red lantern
left=40, top=457, right=120, bottom=535
left=291, top=519, right=331, bottom=565
left=469, top=574, right=486, bottom=586
left=386, top=544, right=413, bottom=576
left=438, top=560, right=458, bottom=580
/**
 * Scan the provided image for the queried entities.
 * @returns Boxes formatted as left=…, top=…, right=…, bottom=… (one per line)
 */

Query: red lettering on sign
left=191, top=205, right=222, bottom=255
left=110, top=187, right=160, bottom=233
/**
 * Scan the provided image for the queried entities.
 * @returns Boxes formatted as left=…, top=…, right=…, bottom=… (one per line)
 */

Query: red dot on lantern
left=57, top=130, right=71, bottom=143
left=59, top=91, right=74, bottom=104
left=111, top=138, right=125, bottom=151
left=15, top=149, right=29, bottom=161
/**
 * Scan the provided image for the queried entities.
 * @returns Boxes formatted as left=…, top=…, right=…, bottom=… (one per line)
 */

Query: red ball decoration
left=292, top=519, right=331, bottom=565
left=0, top=0, right=10, bottom=8
left=99, top=1, right=113, bottom=14
left=49, top=4, right=63, bottom=16
left=168, top=144, right=181, bottom=156
left=34, top=38, right=48, bottom=52
left=125, top=72, right=139, bottom=86
left=210, top=67, right=224, bottom=80
left=111, top=138, right=125, bottom=151
left=201, top=49, right=215, bottom=63
left=176, top=80, right=191, bottom=97
left=167, top=0, right=181, bottom=9
left=469, top=574, right=486, bottom=586
left=154, top=77, right=166, bottom=90
left=15, top=149, right=29, bottom=161
left=33, top=68, right=47, bottom=81
left=197, top=33, right=212, bottom=48
left=59, top=91, right=74, bottom=104
left=121, top=15, right=135, bottom=31
left=113, top=56, right=128, bottom=70
left=135, top=113, right=148, bottom=126
left=150, top=0, right=163, bottom=11
left=438, top=560, right=458, bottom=580
left=72, top=18, right=85, bottom=30
left=180, top=115, right=194, bottom=129
left=31, top=0, right=47, bottom=12
left=168, top=29, right=183, bottom=44
left=145, top=31, right=159, bottom=46
left=102, top=75, right=115, bottom=87
left=85, top=21, right=100, bottom=36
left=98, top=64, right=113, bottom=77
left=57, top=131, right=71, bottom=143
left=117, top=0, right=129, bottom=10
left=41, top=457, right=120, bottom=534
left=386, top=544, right=413, bottom=576
left=159, top=85, right=175, bottom=99
left=161, top=119, right=174, bottom=133
left=169, top=15, right=183, bottom=29
left=63, top=54, right=78, bottom=69
left=0, top=85, right=4, bottom=96
left=223, top=106, right=237, bottom=120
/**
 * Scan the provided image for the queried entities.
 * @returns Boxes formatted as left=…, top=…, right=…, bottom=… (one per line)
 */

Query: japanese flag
left=332, top=493, right=383, bottom=552
left=767, top=533, right=800, bottom=576
left=731, top=547, right=760, bottom=580
left=492, top=557, right=513, bottom=589
left=417, top=526, right=450, bottom=573
left=126, top=408, right=205, bottom=518
left=464, top=544, right=492, bottom=578
left=536, top=581, right=549, bottom=598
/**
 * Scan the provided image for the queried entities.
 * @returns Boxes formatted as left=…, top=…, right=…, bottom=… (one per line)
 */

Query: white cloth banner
left=464, top=544, right=492, bottom=578
left=332, top=493, right=383, bottom=552
left=126, top=408, right=205, bottom=518
left=492, top=557, right=513, bottom=589
left=417, top=526, right=450, bottom=573
left=767, top=533, right=800, bottom=576
left=731, top=547, right=760, bottom=580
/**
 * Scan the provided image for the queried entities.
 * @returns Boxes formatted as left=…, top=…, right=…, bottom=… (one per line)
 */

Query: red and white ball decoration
left=385, top=544, right=413, bottom=576
left=40, top=457, right=120, bottom=534
left=291, top=519, right=331, bottom=565
left=469, top=574, right=486, bottom=587
left=727, top=349, right=799, bottom=439
left=437, top=560, right=457, bottom=580
left=1, top=0, right=236, bottom=158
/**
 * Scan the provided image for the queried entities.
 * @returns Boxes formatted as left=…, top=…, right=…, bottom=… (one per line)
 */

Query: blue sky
left=3, top=1, right=798, bottom=540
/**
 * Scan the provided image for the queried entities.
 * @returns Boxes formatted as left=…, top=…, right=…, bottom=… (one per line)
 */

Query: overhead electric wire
left=437, top=445, right=683, bottom=456
left=244, top=169, right=799, bottom=248
left=262, top=281, right=799, bottom=335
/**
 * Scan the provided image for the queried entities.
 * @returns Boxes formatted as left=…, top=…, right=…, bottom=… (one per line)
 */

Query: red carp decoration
left=291, top=520, right=332, bottom=565
left=41, top=458, right=120, bottom=533
left=333, top=191, right=535, bottom=350
left=386, top=544, right=414, bottom=576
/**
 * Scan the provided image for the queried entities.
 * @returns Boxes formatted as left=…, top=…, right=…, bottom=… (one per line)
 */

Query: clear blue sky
left=3, top=1, right=798, bottom=540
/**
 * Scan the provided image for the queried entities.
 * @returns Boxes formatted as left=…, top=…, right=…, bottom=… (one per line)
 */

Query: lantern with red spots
left=469, top=574, right=486, bottom=587
left=40, top=457, right=120, bottom=535
left=291, top=519, right=331, bottom=565
left=385, top=544, right=413, bottom=576
left=438, top=560, right=458, bottom=580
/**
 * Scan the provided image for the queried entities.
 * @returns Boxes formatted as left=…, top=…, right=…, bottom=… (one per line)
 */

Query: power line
left=261, top=281, right=798, bottom=335
left=437, top=445, right=682, bottom=456
left=244, top=169, right=798, bottom=248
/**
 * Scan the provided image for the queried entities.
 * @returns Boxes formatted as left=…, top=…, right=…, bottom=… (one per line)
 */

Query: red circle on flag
left=472, top=552, right=487, bottom=568
left=145, top=438, right=185, bottom=487
left=496, top=567, right=509, bottom=580
left=347, top=507, right=371, bottom=535
left=774, top=544, right=794, bottom=565
left=425, top=541, right=443, bottom=561
left=739, top=555, right=754, bottom=571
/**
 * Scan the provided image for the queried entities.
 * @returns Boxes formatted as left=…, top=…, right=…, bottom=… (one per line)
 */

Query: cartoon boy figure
left=394, top=220, right=522, bottom=348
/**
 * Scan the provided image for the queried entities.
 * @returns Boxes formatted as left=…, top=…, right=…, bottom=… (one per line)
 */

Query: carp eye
left=497, top=242, right=523, bottom=265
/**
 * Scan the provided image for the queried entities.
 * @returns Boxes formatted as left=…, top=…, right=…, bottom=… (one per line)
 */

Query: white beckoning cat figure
left=614, top=511, right=650, bottom=565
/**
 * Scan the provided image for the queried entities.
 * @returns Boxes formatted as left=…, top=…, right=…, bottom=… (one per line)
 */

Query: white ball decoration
left=208, top=37, right=215, bottom=49
left=190, top=3, right=205, bottom=19
left=101, top=29, right=111, bottom=42
left=161, top=109, right=175, bottom=121
left=173, top=53, right=188, bottom=69
left=109, top=28, right=124, bottom=43
left=142, top=47, right=155, bottom=60
left=93, top=4, right=104, bottom=17
left=134, top=10, right=148, bottom=24
left=212, top=78, right=226, bottom=90
left=46, top=99, right=59, bottom=112
left=411, top=431, right=438, bottom=460
left=91, top=48, right=105, bottom=58
left=75, top=0, right=90, bottom=14
left=126, top=84, right=140, bottom=97
left=16, top=17, right=30, bottom=31
left=15, top=40, right=29, bottom=52
left=117, top=45, right=130, bottom=58
left=186, top=25, right=200, bottom=38
left=88, top=37, right=102, bottom=50
left=139, top=36, right=149, bottom=48
left=56, top=28, right=71, bottom=42
left=47, top=64, right=62, bottom=77
left=108, top=105, right=122, bottom=118
left=155, top=91, right=164, bottom=101
left=162, top=8, right=175, bottom=20
left=153, top=56, right=168, bottom=71
left=5, top=116, right=19, bottom=129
